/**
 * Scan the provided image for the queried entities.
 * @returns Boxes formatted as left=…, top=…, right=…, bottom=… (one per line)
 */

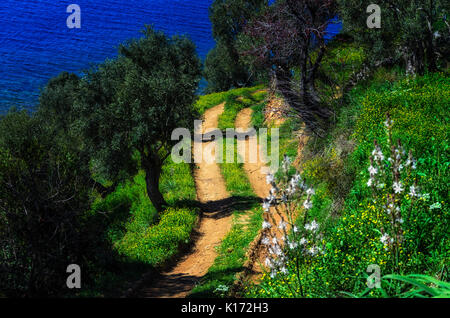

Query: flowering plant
left=366, top=114, right=426, bottom=269
left=260, top=155, right=322, bottom=297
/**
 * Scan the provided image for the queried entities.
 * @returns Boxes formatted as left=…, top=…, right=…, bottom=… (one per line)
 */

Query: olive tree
left=74, top=27, right=202, bottom=212
left=206, top=0, right=268, bottom=92
left=338, top=0, right=449, bottom=75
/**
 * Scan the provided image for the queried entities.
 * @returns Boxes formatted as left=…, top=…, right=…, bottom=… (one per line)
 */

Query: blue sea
left=0, top=0, right=215, bottom=112
left=0, top=0, right=341, bottom=113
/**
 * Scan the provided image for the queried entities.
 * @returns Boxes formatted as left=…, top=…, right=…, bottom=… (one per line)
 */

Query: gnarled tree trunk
left=142, top=155, right=167, bottom=213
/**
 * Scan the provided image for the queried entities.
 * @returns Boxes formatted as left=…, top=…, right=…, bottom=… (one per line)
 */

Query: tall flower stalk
left=260, top=155, right=322, bottom=296
left=366, top=113, right=423, bottom=270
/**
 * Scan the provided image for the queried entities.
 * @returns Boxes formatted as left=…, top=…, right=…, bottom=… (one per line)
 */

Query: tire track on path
left=140, top=103, right=232, bottom=298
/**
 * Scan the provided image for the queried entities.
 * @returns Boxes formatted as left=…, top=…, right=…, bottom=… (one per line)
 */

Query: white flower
left=409, top=185, right=418, bottom=197
left=310, top=220, right=319, bottom=231
left=303, top=200, right=313, bottom=210
left=292, top=173, right=301, bottom=183
left=305, top=220, right=319, bottom=232
left=270, top=270, right=277, bottom=278
left=270, top=187, right=277, bottom=195
left=396, top=218, right=404, bottom=224
left=270, top=245, right=283, bottom=256
left=380, top=233, right=390, bottom=245
left=430, top=202, right=442, bottom=210
left=280, top=267, right=288, bottom=274
left=278, top=221, right=288, bottom=230
left=384, top=118, right=393, bottom=127
left=393, top=181, right=404, bottom=194
left=262, top=221, right=272, bottom=229
left=308, top=246, right=319, bottom=256
left=306, top=188, right=315, bottom=195
left=293, top=226, right=299, bottom=233
left=368, top=165, right=378, bottom=175
left=282, top=155, right=291, bottom=171
left=288, top=242, right=298, bottom=250
left=372, top=148, right=385, bottom=161
left=290, top=178, right=298, bottom=189
left=299, top=237, right=307, bottom=245
left=367, top=178, right=373, bottom=187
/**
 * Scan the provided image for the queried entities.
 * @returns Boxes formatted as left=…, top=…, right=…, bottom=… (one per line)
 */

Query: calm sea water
left=0, top=0, right=341, bottom=113
left=0, top=0, right=215, bottom=112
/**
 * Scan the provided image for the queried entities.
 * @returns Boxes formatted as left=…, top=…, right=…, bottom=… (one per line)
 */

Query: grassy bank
left=83, top=157, right=199, bottom=296
left=246, top=70, right=449, bottom=298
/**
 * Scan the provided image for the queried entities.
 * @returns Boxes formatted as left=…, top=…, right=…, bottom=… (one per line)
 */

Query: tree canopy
left=73, top=26, right=202, bottom=212
left=242, top=0, right=337, bottom=135
left=205, top=0, right=268, bottom=92
left=338, top=0, right=450, bottom=75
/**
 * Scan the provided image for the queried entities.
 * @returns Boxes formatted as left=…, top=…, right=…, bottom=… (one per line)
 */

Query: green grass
left=109, top=157, right=198, bottom=265
left=195, top=85, right=265, bottom=116
left=84, top=157, right=199, bottom=296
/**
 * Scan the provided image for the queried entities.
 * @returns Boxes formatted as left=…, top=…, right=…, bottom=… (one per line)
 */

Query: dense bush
left=0, top=111, right=94, bottom=296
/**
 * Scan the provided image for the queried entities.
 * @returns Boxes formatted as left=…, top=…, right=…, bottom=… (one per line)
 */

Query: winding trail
left=140, top=103, right=233, bottom=298
left=138, top=103, right=285, bottom=297
left=235, top=108, right=271, bottom=199
left=234, top=107, right=285, bottom=282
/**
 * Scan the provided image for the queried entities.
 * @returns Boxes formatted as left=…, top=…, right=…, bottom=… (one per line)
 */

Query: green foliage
left=115, top=207, right=198, bottom=266
left=74, top=26, right=202, bottom=212
left=337, top=0, right=449, bottom=73
left=0, top=110, right=93, bottom=296
left=204, top=41, right=250, bottom=93
left=247, top=71, right=449, bottom=298
left=91, top=157, right=198, bottom=266
left=38, top=71, right=81, bottom=132
left=194, top=84, right=265, bottom=115
left=317, top=40, right=366, bottom=103
left=205, top=0, right=268, bottom=92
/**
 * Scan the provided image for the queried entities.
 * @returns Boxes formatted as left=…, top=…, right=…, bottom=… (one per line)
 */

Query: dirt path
left=234, top=108, right=271, bottom=198
left=234, top=108, right=284, bottom=283
left=140, top=103, right=233, bottom=298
